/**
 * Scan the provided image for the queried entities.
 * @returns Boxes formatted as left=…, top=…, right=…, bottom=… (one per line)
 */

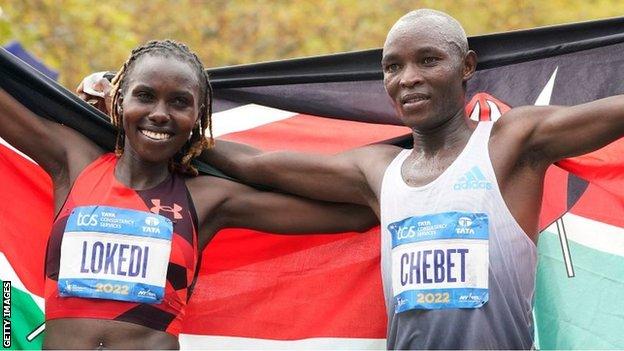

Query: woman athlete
left=0, top=40, right=376, bottom=349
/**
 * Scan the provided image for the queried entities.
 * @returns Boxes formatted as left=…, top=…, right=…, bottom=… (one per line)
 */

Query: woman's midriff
left=43, top=318, right=179, bottom=350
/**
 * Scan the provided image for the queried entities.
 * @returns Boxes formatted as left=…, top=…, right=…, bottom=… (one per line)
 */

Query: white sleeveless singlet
left=380, top=122, right=537, bottom=349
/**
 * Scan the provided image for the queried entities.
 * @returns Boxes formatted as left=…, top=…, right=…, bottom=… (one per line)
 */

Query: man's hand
left=75, top=72, right=113, bottom=116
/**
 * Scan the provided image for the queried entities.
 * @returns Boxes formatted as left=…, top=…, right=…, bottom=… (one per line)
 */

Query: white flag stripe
left=545, top=213, right=624, bottom=257
left=212, top=104, right=297, bottom=137
left=0, top=252, right=45, bottom=311
left=179, top=334, right=386, bottom=350
left=0, top=136, right=36, bottom=164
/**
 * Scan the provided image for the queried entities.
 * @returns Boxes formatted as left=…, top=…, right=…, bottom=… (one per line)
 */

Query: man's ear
left=462, top=50, right=477, bottom=82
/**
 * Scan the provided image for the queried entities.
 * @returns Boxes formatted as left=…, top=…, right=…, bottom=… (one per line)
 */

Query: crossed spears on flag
left=471, top=66, right=575, bottom=278
left=530, top=67, right=575, bottom=278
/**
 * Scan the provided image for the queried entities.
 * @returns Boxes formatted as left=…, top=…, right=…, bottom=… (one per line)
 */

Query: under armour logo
left=150, top=199, right=183, bottom=219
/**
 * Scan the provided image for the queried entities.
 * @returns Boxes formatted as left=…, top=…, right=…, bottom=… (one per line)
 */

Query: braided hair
left=109, top=39, right=214, bottom=176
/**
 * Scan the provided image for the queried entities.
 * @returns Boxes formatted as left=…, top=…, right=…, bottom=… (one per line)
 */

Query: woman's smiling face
left=120, top=54, right=200, bottom=163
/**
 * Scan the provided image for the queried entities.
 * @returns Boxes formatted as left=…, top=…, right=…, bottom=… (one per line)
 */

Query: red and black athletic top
left=44, top=153, right=199, bottom=336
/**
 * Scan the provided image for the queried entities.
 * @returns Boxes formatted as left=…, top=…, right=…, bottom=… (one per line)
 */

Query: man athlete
left=202, top=9, right=624, bottom=349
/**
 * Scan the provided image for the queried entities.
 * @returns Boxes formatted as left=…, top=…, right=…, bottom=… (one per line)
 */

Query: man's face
left=382, top=19, right=470, bottom=130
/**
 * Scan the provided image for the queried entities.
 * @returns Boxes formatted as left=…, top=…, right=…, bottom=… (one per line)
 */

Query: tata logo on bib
left=458, top=217, right=472, bottom=227
left=456, top=216, right=475, bottom=235
left=453, top=166, right=493, bottom=191
left=142, top=216, right=161, bottom=234
left=144, top=216, right=160, bottom=226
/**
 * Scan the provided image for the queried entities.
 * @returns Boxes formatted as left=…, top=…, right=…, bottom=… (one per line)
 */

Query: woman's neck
left=115, top=151, right=171, bottom=190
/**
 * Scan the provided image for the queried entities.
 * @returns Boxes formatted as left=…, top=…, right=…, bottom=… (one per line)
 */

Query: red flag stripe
left=0, top=142, right=52, bottom=296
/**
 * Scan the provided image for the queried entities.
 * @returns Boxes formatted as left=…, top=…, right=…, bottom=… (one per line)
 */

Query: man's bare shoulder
left=492, top=105, right=558, bottom=138
left=350, top=143, right=404, bottom=167
left=489, top=107, right=539, bottom=158
left=349, top=143, right=405, bottom=195
left=490, top=105, right=563, bottom=171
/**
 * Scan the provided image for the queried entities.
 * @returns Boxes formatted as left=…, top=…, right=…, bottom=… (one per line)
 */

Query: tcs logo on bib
left=77, top=212, right=98, bottom=226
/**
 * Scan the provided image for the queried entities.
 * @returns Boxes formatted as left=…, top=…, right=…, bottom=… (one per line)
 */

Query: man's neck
left=410, top=110, right=475, bottom=158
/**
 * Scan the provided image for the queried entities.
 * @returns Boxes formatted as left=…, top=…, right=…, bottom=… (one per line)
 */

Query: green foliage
left=1, top=0, right=623, bottom=88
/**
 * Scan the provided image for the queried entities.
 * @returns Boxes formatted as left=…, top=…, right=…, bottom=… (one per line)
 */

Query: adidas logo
left=453, top=166, right=493, bottom=190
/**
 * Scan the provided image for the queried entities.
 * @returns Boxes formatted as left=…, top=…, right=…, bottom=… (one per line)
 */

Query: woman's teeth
left=140, top=129, right=171, bottom=140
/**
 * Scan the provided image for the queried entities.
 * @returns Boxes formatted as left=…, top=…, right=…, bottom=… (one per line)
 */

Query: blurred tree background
left=1, top=0, right=623, bottom=88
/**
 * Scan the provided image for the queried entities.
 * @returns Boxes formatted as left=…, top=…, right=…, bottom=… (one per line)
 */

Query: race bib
left=388, top=212, right=489, bottom=312
left=58, top=205, right=173, bottom=304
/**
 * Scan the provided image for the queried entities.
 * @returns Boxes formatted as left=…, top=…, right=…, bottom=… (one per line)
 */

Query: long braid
left=109, top=39, right=214, bottom=175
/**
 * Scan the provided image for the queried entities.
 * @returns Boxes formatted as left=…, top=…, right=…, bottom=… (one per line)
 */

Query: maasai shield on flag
left=1, top=16, right=623, bottom=350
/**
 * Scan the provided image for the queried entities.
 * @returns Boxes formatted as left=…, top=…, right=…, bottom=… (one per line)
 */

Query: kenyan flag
left=1, top=16, right=624, bottom=349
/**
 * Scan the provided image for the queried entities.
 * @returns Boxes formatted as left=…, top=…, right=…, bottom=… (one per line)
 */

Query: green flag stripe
left=535, top=231, right=624, bottom=349
left=0, top=280, right=44, bottom=350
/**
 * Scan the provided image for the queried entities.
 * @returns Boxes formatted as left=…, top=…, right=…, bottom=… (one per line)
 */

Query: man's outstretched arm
left=201, top=140, right=400, bottom=207
left=500, top=95, right=624, bottom=166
